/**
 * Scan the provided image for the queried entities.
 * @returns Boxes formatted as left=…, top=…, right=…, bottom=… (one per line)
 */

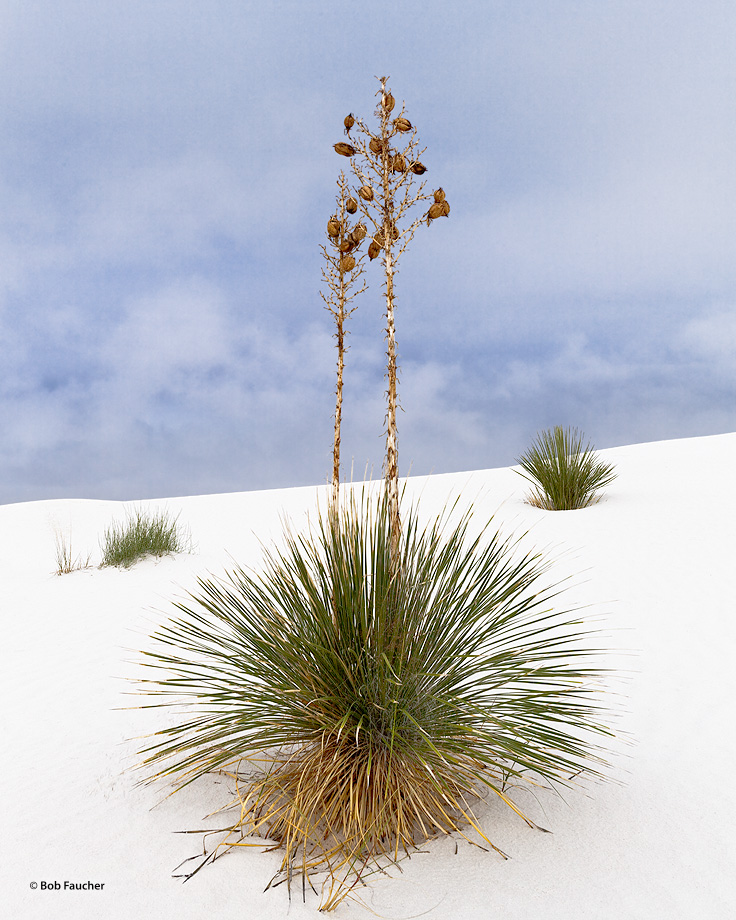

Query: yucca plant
left=515, top=426, right=617, bottom=510
left=136, top=487, right=615, bottom=910
left=100, top=507, right=191, bottom=568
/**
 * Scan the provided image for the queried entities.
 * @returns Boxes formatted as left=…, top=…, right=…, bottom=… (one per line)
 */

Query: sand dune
left=2, top=432, right=735, bottom=918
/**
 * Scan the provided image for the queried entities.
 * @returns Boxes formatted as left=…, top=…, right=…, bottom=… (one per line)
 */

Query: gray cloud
left=1, top=1, right=735, bottom=503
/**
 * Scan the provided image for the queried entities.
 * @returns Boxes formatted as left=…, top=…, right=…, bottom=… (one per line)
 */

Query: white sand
left=2, top=432, right=735, bottom=918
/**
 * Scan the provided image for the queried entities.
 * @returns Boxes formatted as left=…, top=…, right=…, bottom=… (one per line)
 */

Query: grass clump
left=53, top=529, right=92, bottom=575
left=515, top=426, right=617, bottom=510
left=136, top=488, right=615, bottom=910
left=100, top=507, right=191, bottom=569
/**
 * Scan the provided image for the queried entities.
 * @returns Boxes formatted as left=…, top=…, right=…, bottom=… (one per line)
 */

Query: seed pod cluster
left=326, top=199, right=366, bottom=273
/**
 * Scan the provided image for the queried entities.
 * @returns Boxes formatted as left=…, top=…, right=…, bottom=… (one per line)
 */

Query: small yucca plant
left=135, top=488, right=615, bottom=910
left=515, top=426, right=617, bottom=510
left=100, top=507, right=191, bottom=568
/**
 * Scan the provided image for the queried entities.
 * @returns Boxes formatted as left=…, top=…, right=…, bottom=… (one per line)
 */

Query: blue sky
left=1, top=0, right=734, bottom=503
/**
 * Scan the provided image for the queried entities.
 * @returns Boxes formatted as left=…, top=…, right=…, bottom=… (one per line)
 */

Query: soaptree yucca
left=136, top=488, right=614, bottom=910
left=135, top=82, right=617, bottom=912
left=515, top=426, right=617, bottom=510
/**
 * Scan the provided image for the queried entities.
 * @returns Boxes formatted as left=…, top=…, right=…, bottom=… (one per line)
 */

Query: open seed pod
left=368, top=240, right=381, bottom=260
left=327, top=216, right=341, bottom=237
left=393, top=116, right=412, bottom=133
left=410, top=161, right=427, bottom=175
left=369, top=137, right=384, bottom=156
left=433, top=187, right=446, bottom=203
left=346, top=197, right=358, bottom=214
left=343, top=113, right=355, bottom=135
left=350, top=222, right=367, bottom=243
left=391, top=153, right=406, bottom=173
left=382, top=92, right=396, bottom=113
left=358, top=185, right=374, bottom=202
left=333, top=142, right=356, bottom=157
left=339, top=254, right=356, bottom=272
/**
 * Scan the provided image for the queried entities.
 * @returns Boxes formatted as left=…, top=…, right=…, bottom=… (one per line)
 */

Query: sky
left=1, top=0, right=734, bottom=504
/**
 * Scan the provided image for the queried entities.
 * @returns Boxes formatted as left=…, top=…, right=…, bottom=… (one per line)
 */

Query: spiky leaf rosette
left=515, top=426, right=618, bottom=510
left=135, top=488, right=615, bottom=909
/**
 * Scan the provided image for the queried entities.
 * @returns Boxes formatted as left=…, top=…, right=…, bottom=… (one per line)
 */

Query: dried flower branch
left=320, top=171, right=367, bottom=515
left=344, top=76, right=450, bottom=568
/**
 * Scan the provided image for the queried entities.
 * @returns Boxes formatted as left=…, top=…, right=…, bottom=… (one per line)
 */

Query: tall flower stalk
left=336, top=77, right=450, bottom=569
left=320, top=171, right=367, bottom=515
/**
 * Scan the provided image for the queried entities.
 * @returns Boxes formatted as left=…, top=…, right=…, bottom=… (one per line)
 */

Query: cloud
left=1, top=1, right=735, bottom=502
left=676, top=308, right=736, bottom=366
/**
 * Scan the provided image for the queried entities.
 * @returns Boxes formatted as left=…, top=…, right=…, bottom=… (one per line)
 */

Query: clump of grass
left=515, top=426, right=617, bottom=510
left=136, top=488, right=616, bottom=910
left=100, top=507, right=191, bottom=569
left=53, top=529, right=92, bottom=575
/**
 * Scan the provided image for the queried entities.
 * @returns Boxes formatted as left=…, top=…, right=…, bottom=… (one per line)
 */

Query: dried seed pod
left=333, top=142, right=356, bottom=157
left=438, top=200, right=450, bottom=217
left=339, top=238, right=354, bottom=253
left=433, top=187, right=446, bottom=203
left=327, top=216, right=341, bottom=237
left=343, top=113, right=355, bottom=136
left=426, top=201, right=444, bottom=224
left=410, top=161, right=427, bottom=175
left=358, top=185, right=374, bottom=201
left=369, top=137, right=384, bottom=155
left=382, top=92, right=395, bottom=113
left=391, top=153, right=406, bottom=173
left=373, top=230, right=385, bottom=247
left=350, top=222, right=367, bottom=243
left=346, top=197, right=358, bottom=214
left=393, top=116, right=412, bottom=133
left=339, top=254, right=356, bottom=272
left=368, top=240, right=381, bottom=260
